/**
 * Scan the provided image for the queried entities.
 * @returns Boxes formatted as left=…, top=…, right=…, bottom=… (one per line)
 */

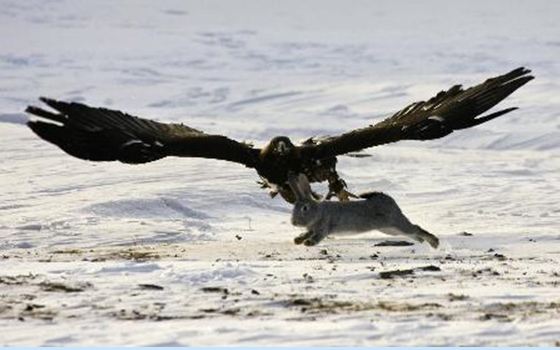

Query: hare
left=287, top=173, right=439, bottom=248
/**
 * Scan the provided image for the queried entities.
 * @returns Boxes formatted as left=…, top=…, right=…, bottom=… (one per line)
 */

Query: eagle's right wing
left=302, top=67, right=533, bottom=160
left=26, top=97, right=260, bottom=167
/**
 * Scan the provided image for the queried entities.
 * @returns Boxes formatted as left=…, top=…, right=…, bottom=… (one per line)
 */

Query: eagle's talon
left=311, top=190, right=323, bottom=201
left=336, top=189, right=359, bottom=202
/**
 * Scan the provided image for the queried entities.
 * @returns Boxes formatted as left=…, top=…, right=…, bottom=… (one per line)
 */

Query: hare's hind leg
left=371, top=194, right=439, bottom=248
left=378, top=224, right=439, bottom=248
left=413, top=225, right=439, bottom=248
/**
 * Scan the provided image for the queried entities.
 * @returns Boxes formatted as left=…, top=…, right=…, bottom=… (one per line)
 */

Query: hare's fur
left=288, top=174, right=439, bottom=248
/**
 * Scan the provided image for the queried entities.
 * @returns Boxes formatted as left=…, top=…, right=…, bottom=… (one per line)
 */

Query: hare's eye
left=302, top=205, right=309, bottom=212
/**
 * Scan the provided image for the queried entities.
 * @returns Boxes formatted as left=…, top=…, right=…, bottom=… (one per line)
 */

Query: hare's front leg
left=294, top=231, right=314, bottom=245
left=302, top=221, right=330, bottom=246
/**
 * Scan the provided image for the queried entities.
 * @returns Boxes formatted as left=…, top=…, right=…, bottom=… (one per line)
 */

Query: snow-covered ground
left=1, top=0, right=559, bottom=346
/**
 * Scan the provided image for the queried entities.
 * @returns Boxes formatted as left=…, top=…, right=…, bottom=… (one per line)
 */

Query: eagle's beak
left=276, top=141, right=288, bottom=154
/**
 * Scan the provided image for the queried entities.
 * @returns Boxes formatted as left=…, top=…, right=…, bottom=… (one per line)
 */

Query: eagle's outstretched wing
left=26, top=97, right=260, bottom=167
left=303, top=67, right=534, bottom=159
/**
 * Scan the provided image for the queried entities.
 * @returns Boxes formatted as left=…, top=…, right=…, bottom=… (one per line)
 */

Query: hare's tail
left=414, top=225, right=439, bottom=248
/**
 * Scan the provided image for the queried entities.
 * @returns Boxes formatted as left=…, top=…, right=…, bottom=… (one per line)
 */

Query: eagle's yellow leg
left=335, top=188, right=359, bottom=202
left=325, top=174, right=358, bottom=201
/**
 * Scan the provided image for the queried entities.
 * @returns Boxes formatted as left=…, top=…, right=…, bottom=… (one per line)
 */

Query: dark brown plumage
left=26, top=67, right=534, bottom=203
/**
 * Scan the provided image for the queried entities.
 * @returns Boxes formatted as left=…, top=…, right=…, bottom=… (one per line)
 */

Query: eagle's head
left=266, top=136, right=295, bottom=156
left=258, top=136, right=299, bottom=186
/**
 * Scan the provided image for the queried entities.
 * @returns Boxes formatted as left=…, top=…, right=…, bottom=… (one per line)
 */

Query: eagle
left=26, top=67, right=533, bottom=203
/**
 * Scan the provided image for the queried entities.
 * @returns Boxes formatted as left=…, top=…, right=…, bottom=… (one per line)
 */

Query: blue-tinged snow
left=0, top=0, right=559, bottom=346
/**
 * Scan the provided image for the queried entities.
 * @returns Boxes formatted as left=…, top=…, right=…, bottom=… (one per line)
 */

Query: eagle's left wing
left=26, top=97, right=260, bottom=167
left=302, top=67, right=534, bottom=159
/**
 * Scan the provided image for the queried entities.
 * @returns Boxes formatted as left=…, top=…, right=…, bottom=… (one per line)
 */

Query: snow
left=1, top=0, right=559, bottom=346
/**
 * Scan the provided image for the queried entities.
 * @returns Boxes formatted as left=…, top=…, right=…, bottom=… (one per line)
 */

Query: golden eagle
left=26, top=67, right=533, bottom=203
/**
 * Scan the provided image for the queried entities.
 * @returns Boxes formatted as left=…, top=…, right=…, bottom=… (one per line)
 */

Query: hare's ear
left=296, top=174, right=312, bottom=198
left=287, top=173, right=311, bottom=201
left=287, top=173, right=304, bottom=201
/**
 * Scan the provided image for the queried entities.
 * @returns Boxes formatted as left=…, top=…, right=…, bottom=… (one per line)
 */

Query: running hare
left=288, top=174, right=439, bottom=248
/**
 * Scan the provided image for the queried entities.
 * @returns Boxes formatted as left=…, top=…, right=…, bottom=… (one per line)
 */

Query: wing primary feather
left=455, top=107, right=518, bottom=130
left=304, top=67, right=533, bottom=159
left=25, top=106, right=67, bottom=124
left=26, top=98, right=260, bottom=167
